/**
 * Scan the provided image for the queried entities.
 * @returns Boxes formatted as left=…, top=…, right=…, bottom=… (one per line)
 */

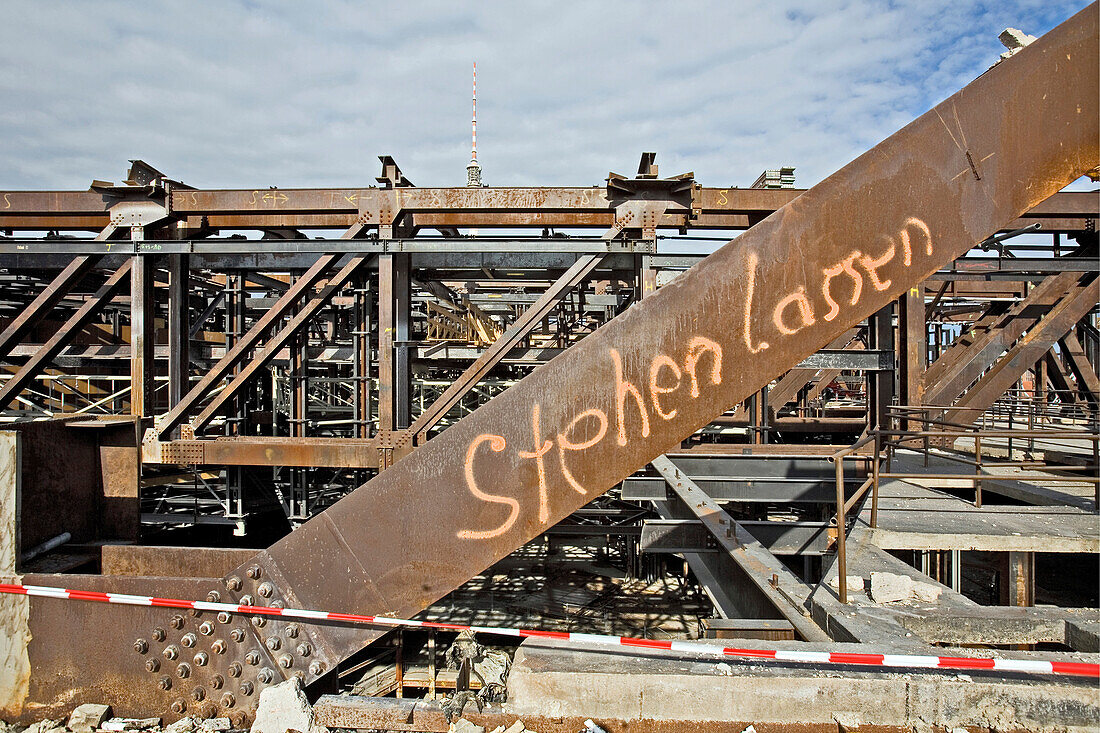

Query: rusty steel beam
left=407, top=254, right=606, bottom=442
left=143, top=436, right=381, bottom=468
left=0, top=261, right=133, bottom=410
left=0, top=255, right=103, bottom=362
left=767, top=329, right=858, bottom=408
left=208, top=5, right=1098, bottom=702
left=1060, top=332, right=1100, bottom=406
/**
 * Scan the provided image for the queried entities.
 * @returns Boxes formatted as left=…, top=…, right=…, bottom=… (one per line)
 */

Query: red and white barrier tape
left=1, top=582, right=1096, bottom=679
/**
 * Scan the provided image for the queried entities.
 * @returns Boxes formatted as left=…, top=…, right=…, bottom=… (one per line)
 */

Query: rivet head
left=308, top=661, right=325, bottom=676
left=169, top=615, right=185, bottom=630
left=152, top=627, right=166, bottom=642
left=265, top=637, right=281, bottom=651
left=221, top=693, right=235, bottom=709
left=217, top=612, right=232, bottom=624
left=225, top=576, right=242, bottom=592
left=133, top=639, right=148, bottom=654
left=170, top=700, right=186, bottom=714
left=193, top=652, right=209, bottom=666
left=227, top=662, right=242, bottom=678
left=278, top=655, right=293, bottom=669
left=284, top=624, right=299, bottom=639
left=158, top=676, right=172, bottom=691
left=257, top=582, right=274, bottom=598
left=164, top=645, right=180, bottom=660
left=145, top=658, right=160, bottom=673
left=296, top=643, right=312, bottom=657
left=258, top=669, right=274, bottom=684
left=191, top=686, right=206, bottom=701
left=211, top=640, right=227, bottom=654
left=240, top=682, right=254, bottom=696
left=206, top=590, right=221, bottom=603
left=210, top=674, right=224, bottom=690
left=230, top=629, right=245, bottom=643
left=245, top=652, right=260, bottom=666
left=181, top=633, right=197, bottom=648
left=246, top=565, right=262, bottom=579
left=176, top=663, right=191, bottom=679
left=199, top=622, right=214, bottom=636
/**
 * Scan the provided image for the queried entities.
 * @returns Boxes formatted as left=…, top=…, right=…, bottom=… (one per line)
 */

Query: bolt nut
left=191, top=686, right=206, bottom=702
left=284, top=624, right=300, bottom=639
left=181, top=633, right=197, bottom=648
left=210, top=674, right=224, bottom=690
left=145, top=658, right=160, bottom=673
left=227, top=662, right=242, bottom=678
left=225, top=576, right=242, bottom=591
left=240, top=595, right=254, bottom=606
left=169, top=615, right=185, bottom=630
left=270, top=600, right=284, bottom=609
left=133, top=639, right=148, bottom=654
left=258, top=669, right=274, bottom=684
left=217, top=612, right=232, bottom=624
left=230, top=629, right=246, bottom=643
left=296, top=643, right=312, bottom=657
left=308, top=661, right=325, bottom=676
left=193, top=652, right=209, bottom=666
left=245, top=652, right=260, bottom=666
left=211, top=639, right=227, bottom=654
left=206, top=590, right=221, bottom=603
left=152, top=627, right=166, bottom=642
left=158, top=676, right=172, bottom=691
left=220, top=693, right=235, bottom=709
left=170, top=700, right=186, bottom=715
left=277, top=655, right=293, bottom=669
left=257, top=582, right=274, bottom=598
left=164, top=645, right=180, bottom=661
left=265, top=637, right=281, bottom=651
left=198, top=622, right=214, bottom=636
left=252, top=616, right=266, bottom=628
left=176, top=663, right=191, bottom=679
left=240, top=682, right=254, bottom=696
left=188, top=608, right=202, bottom=618
left=246, top=565, right=262, bottom=579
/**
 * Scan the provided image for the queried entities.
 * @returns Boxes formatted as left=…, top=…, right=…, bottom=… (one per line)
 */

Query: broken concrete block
left=503, top=723, right=525, bottom=733
left=828, top=575, right=866, bottom=594
left=24, top=720, right=65, bottom=733
left=68, top=704, right=112, bottom=733
left=250, top=678, right=313, bottom=733
left=911, top=580, right=943, bottom=603
left=833, top=711, right=862, bottom=731
left=870, top=572, right=912, bottom=604
left=452, top=720, right=485, bottom=733
left=164, top=717, right=197, bottom=733
left=200, top=718, right=231, bottom=732
left=101, top=718, right=161, bottom=731
left=999, top=28, right=1036, bottom=51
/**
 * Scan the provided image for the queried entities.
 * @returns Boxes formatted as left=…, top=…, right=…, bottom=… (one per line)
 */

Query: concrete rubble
left=250, top=678, right=313, bottom=733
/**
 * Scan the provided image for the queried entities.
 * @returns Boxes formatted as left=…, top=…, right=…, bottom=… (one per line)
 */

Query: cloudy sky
left=0, top=1, right=1091, bottom=191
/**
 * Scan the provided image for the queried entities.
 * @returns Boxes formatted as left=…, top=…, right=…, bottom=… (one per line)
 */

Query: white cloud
left=0, top=0, right=1090, bottom=190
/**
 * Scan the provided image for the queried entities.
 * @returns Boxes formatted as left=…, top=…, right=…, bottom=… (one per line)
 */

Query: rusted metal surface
left=220, top=1, right=1099, bottom=695
left=143, top=436, right=382, bottom=468
left=100, top=546, right=257, bottom=578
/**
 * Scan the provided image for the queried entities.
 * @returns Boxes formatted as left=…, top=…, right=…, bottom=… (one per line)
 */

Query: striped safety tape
left=0, top=582, right=1096, bottom=679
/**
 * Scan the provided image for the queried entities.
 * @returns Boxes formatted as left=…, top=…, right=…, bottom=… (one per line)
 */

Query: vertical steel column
left=898, top=288, right=926, bottom=423
left=130, top=255, right=155, bottom=418
left=168, top=254, right=190, bottom=410
left=867, top=306, right=894, bottom=430
left=353, top=277, right=373, bottom=439
left=378, top=253, right=411, bottom=431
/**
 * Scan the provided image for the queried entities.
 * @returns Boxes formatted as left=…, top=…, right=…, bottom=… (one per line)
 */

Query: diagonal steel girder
left=0, top=255, right=103, bottom=363
left=220, top=6, right=1098, bottom=697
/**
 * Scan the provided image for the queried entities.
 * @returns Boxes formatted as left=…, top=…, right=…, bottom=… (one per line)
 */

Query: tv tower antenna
left=467, top=62, right=483, bottom=187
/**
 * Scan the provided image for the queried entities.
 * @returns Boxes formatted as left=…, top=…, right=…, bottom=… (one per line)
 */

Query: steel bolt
left=277, top=655, right=293, bottom=669
left=164, top=645, right=180, bottom=660
left=181, top=633, right=197, bottom=648
left=206, top=590, right=221, bottom=603
left=246, top=565, right=262, bottom=579
left=210, top=674, right=223, bottom=690
left=230, top=629, right=246, bottom=643
left=240, top=682, right=254, bottom=696
left=211, top=639, right=227, bottom=654
left=225, top=576, right=242, bottom=591
left=220, top=693, right=235, bottom=709
left=169, top=615, right=185, bottom=630
left=193, top=652, right=209, bottom=666
left=251, top=616, right=266, bottom=628
left=296, top=643, right=312, bottom=657
left=217, top=612, right=232, bottom=624
left=191, top=686, right=205, bottom=702
left=227, top=662, right=242, bottom=678
left=199, top=621, right=214, bottom=636
left=170, top=700, right=186, bottom=715
left=176, top=663, right=191, bottom=679
left=158, top=676, right=172, bottom=691
left=257, top=582, right=274, bottom=598
left=188, top=608, right=202, bottom=618
left=244, top=652, right=260, bottom=666
left=257, top=669, right=274, bottom=684
left=265, top=636, right=280, bottom=651
left=284, top=624, right=299, bottom=639
left=133, top=639, right=148, bottom=654
left=152, top=627, right=166, bottom=642
left=308, top=661, right=325, bottom=676
left=145, top=658, right=160, bottom=673
left=270, top=600, right=284, bottom=609
left=240, top=595, right=254, bottom=605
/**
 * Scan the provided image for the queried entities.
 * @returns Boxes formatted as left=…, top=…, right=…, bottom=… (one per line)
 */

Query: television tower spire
left=467, top=62, right=483, bottom=187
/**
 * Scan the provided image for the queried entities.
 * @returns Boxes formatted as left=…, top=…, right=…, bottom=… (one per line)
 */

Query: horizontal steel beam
left=640, top=518, right=832, bottom=555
